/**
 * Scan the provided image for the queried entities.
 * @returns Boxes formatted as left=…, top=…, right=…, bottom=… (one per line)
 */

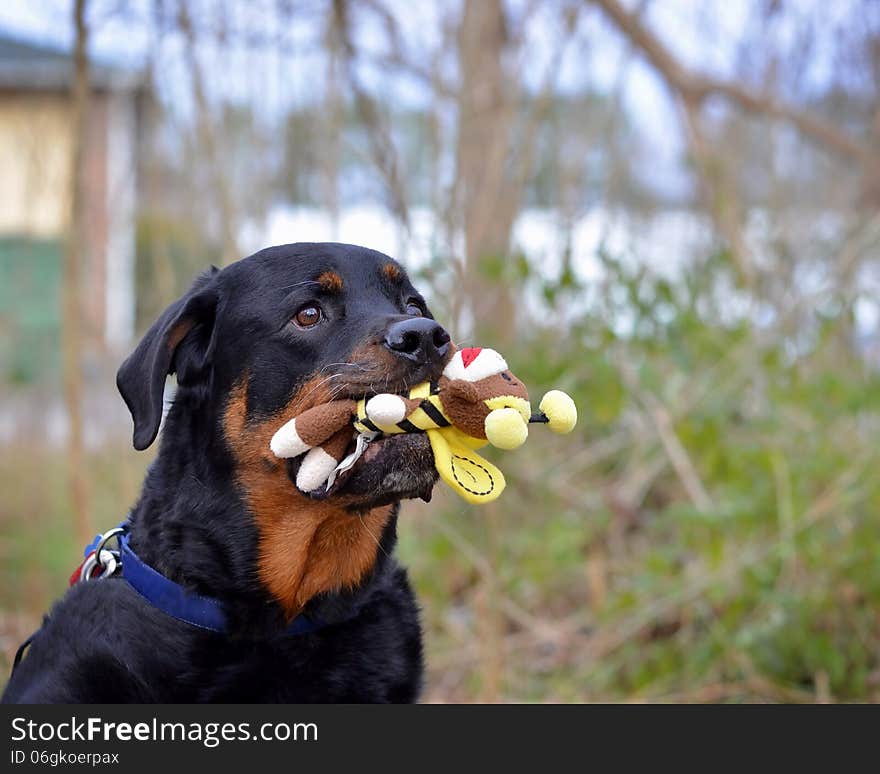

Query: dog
left=3, top=243, right=451, bottom=703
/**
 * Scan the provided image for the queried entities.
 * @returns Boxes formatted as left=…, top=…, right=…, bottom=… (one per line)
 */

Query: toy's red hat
left=443, top=347, right=509, bottom=382
left=460, top=347, right=482, bottom=367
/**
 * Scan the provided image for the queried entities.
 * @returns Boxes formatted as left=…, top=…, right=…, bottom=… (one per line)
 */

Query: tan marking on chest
left=223, top=378, right=391, bottom=618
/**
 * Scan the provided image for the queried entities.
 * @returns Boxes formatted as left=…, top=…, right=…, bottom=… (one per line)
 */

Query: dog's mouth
left=276, top=360, right=447, bottom=509
left=285, top=431, right=438, bottom=509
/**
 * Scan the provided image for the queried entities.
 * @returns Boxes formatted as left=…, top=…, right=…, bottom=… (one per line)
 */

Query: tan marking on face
left=341, top=341, right=402, bottom=392
left=317, top=271, right=343, bottom=293
left=223, top=376, right=392, bottom=619
left=381, top=263, right=402, bottom=282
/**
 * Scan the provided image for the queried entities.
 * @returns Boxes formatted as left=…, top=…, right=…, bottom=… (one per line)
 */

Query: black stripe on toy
left=396, top=419, right=421, bottom=434
left=420, top=400, right=451, bottom=427
left=360, top=417, right=380, bottom=432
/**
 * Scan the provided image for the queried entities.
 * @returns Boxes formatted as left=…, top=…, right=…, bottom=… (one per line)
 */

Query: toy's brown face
left=442, top=371, right=530, bottom=439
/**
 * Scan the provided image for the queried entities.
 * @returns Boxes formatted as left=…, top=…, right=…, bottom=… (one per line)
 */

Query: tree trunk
left=455, top=0, right=518, bottom=344
left=63, top=0, right=91, bottom=547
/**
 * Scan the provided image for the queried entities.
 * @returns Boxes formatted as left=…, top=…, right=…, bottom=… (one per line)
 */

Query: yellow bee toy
left=270, top=347, right=577, bottom=504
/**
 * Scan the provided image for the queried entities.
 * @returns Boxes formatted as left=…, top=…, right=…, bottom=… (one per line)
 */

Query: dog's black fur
left=3, top=243, right=451, bottom=703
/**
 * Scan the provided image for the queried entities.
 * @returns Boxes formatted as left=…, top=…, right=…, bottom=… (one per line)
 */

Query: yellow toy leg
left=427, top=428, right=506, bottom=504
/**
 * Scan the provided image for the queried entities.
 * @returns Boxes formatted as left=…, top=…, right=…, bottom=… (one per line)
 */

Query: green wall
left=0, top=237, right=63, bottom=384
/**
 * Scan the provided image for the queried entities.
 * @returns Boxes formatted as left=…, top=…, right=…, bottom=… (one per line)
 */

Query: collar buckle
left=77, top=525, right=127, bottom=583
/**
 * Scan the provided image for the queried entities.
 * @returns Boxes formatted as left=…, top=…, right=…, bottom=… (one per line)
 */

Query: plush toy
left=270, top=347, right=577, bottom=504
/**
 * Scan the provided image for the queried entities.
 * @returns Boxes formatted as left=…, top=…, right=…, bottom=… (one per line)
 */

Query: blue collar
left=88, top=526, right=324, bottom=636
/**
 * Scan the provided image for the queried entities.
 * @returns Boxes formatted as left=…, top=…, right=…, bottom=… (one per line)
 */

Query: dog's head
left=117, top=243, right=450, bottom=615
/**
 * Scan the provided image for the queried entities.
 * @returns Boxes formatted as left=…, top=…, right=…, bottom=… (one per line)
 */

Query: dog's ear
left=117, top=268, right=221, bottom=450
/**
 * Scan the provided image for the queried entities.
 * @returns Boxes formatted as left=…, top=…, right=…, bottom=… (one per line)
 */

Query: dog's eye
left=294, top=305, right=323, bottom=329
left=405, top=299, right=423, bottom=317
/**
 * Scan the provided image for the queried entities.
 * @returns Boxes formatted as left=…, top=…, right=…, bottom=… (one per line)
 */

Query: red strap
left=69, top=551, right=98, bottom=586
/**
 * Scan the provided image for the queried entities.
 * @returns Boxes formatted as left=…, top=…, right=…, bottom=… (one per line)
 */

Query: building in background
left=0, top=32, right=146, bottom=384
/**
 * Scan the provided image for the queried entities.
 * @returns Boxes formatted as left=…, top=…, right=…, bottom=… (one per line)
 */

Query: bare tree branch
left=617, top=358, right=715, bottom=512
left=331, top=0, right=410, bottom=229
left=176, top=0, right=241, bottom=265
left=592, top=0, right=876, bottom=166
left=509, top=5, right=581, bottom=204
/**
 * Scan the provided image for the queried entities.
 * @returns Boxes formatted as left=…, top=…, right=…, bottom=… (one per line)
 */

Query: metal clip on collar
left=79, top=525, right=127, bottom=583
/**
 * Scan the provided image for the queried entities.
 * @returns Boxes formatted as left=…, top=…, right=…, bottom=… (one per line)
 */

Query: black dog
left=3, top=243, right=451, bottom=703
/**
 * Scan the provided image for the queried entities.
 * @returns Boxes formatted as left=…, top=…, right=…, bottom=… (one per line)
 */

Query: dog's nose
left=384, top=318, right=451, bottom=364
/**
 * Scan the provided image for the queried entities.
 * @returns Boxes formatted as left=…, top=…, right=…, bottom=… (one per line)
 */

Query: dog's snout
left=384, top=318, right=451, bottom=364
